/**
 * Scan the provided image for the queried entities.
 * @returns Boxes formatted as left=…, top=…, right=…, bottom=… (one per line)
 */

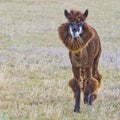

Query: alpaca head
left=58, top=9, right=92, bottom=52
left=64, top=9, right=88, bottom=38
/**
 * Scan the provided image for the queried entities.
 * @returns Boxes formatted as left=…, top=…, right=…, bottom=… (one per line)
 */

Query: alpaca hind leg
left=83, top=78, right=98, bottom=105
left=93, top=49, right=102, bottom=87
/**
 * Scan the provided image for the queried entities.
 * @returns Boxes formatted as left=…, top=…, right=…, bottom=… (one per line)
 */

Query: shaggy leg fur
left=93, top=71, right=102, bottom=87
left=69, top=77, right=99, bottom=107
left=69, top=78, right=81, bottom=112
left=83, top=78, right=98, bottom=105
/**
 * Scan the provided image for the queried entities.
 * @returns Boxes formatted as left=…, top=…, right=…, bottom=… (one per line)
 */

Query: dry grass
left=0, top=0, right=120, bottom=120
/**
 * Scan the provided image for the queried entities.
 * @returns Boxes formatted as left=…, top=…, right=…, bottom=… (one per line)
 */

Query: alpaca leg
left=93, top=49, right=102, bottom=86
left=93, top=71, right=102, bottom=87
left=83, top=78, right=98, bottom=105
left=69, top=78, right=80, bottom=112
left=83, top=79, right=89, bottom=104
left=73, top=82, right=80, bottom=112
left=72, top=66, right=81, bottom=81
left=88, top=92, right=97, bottom=105
left=83, top=67, right=98, bottom=105
left=84, top=92, right=88, bottom=104
left=71, top=66, right=82, bottom=112
left=83, top=67, right=92, bottom=104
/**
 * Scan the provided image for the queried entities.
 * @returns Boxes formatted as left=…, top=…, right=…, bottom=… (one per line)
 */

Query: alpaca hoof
left=74, top=108, right=80, bottom=113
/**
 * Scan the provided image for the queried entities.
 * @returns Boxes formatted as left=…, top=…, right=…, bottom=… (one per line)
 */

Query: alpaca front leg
left=83, top=67, right=92, bottom=104
left=72, top=66, right=81, bottom=81
left=72, top=66, right=81, bottom=112
left=84, top=90, right=89, bottom=104
left=74, top=86, right=80, bottom=112
left=83, top=79, right=88, bottom=104
left=69, top=78, right=81, bottom=112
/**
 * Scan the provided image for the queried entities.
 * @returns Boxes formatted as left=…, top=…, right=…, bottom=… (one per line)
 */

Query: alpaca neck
left=58, top=23, right=94, bottom=53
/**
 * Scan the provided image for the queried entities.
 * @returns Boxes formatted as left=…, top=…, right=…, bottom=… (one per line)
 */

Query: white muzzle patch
left=69, top=26, right=82, bottom=38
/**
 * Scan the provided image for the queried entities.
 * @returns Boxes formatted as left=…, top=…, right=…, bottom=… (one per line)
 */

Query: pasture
left=0, top=0, right=120, bottom=119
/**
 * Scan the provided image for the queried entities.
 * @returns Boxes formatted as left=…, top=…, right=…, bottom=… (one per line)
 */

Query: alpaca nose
left=72, top=28, right=77, bottom=32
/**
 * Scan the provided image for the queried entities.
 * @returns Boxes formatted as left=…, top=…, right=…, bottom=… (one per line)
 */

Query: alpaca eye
left=79, top=22, right=82, bottom=25
left=78, top=22, right=82, bottom=26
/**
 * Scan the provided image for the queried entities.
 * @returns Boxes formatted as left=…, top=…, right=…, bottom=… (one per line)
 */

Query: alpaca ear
left=83, top=9, right=88, bottom=19
left=64, top=9, right=70, bottom=19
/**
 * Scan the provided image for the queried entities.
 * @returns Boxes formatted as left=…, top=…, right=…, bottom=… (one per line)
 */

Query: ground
left=0, top=0, right=120, bottom=120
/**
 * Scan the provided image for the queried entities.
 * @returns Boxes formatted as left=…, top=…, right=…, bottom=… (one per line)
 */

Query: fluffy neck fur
left=58, top=23, right=94, bottom=53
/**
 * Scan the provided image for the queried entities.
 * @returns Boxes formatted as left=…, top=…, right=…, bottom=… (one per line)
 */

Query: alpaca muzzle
left=69, top=22, right=83, bottom=38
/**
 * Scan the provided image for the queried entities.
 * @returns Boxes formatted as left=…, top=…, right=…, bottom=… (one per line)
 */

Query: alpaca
left=58, top=9, right=102, bottom=112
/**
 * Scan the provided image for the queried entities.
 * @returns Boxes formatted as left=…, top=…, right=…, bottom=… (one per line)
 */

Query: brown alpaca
left=58, top=9, right=102, bottom=112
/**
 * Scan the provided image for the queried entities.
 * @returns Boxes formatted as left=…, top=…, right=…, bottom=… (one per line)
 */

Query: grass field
left=0, top=0, right=120, bottom=120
